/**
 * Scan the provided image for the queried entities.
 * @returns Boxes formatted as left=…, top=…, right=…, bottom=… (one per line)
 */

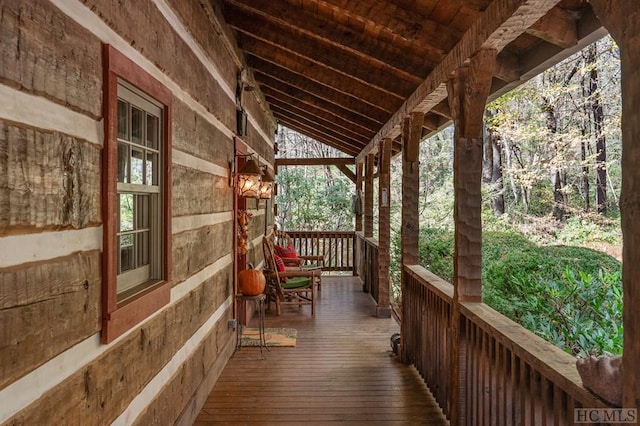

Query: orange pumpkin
left=238, top=265, right=266, bottom=296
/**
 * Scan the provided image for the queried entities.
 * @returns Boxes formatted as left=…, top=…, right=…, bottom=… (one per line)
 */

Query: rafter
left=249, top=58, right=399, bottom=117
left=269, top=104, right=370, bottom=145
left=258, top=76, right=390, bottom=127
left=275, top=116, right=363, bottom=155
left=266, top=97, right=375, bottom=140
left=223, top=4, right=425, bottom=85
left=274, top=114, right=366, bottom=151
left=264, top=94, right=377, bottom=137
left=276, top=158, right=355, bottom=166
left=356, top=0, right=565, bottom=163
left=526, top=5, right=578, bottom=49
left=229, top=19, right=413, bottom=100
left=307, top=0, right=461, bottom=51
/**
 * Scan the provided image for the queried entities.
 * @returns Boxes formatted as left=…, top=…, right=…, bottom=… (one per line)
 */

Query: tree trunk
left=542, top=98, right=567, bottom=221
left=490, top=127, right=505, bottom=215
left=586, top=43, right=608, bottom=213
left=482, top=119, right=493, bottom=183
left=581, top=137, right=590, bottom=212
left=502, top=137, right=519, bottom=206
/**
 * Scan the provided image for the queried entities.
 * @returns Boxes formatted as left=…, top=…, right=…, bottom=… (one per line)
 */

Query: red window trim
left=102, top=44, right=173, bottom=344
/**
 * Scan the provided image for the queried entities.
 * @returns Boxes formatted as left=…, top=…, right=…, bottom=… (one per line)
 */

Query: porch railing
left=284, top=231, right=355, bottom=273
left=402, top=264, right=606, bottom=425
left=356, top=233, right=379, bottom=298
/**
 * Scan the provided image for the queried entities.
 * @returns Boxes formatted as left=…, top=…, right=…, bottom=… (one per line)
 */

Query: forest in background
left=274, top=36, right=622, bottom=357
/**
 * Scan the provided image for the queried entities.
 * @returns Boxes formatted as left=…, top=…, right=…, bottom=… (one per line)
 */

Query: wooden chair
left=272, top=226, right=324, bottom=289
left=263, top=231, right=319, bottom=316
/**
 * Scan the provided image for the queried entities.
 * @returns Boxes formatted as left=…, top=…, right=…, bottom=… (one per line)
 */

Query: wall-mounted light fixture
left=259, top=166, right=275, bottom=199
left=229, top=154, right=263, bottom=198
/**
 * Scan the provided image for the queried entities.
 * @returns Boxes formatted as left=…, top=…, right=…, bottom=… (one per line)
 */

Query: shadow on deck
left=195, top=276, right=448, bottom=425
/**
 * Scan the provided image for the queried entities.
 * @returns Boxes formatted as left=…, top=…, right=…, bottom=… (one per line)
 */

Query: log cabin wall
left=0, top=0, right=274, bottom=424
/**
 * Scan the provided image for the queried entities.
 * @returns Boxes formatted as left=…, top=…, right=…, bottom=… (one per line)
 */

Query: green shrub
left=417, top=227, right=623, bottom=356
left=516, top=269, right=623, bottom=356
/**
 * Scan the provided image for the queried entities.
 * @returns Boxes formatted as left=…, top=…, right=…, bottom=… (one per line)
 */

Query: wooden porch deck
left=194, top=276, right=448, bottom=425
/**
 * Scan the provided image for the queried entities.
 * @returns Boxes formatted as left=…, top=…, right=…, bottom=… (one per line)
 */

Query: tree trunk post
left=376, top=138, right=392, bottom=318
left=355, top=161, right=364, bottom=233
left=354, top=161, right=364, bottom=276
left=400, top=112, right=424, bottom=361
left=364, top=153, right=374, bottom=238
left=447, top=49, right=497, bottom=426
left=589, top=0, right=640, bottom=413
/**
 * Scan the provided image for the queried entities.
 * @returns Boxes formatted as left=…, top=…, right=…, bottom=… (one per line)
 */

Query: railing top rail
left=404, top=264, right=454, bottom=302
left=285, top=230, right=355, bottom=236
left=460, top=302, right=606, bottom=408
left=355, top=233, right=379, bottom=247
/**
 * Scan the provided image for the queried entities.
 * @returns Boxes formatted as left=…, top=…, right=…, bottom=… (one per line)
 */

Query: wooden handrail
left=401, top=264, right=607, bottom=424
left=282, top=230, right=355, bottom=272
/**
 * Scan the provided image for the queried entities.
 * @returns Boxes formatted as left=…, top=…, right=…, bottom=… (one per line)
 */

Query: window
left=102, top=45, right=172, bottom=344
left=116, top=83, right=163, bottom=300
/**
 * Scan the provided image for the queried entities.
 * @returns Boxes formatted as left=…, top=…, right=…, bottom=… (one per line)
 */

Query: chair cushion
left=273, top=254, right=287, bottom=282
left=275, top=244, right=298, bottom=259
left=281, top=276, right=311, bottom=289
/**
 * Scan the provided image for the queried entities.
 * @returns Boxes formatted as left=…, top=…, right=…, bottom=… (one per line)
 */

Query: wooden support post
left=400, top=112, right=424, bottom=361
left=589, top=0, right=640, bottom=412
left=377, top=138, right=392, bottom=318
left=354, top=161, right=364, bottom=277
left=364, top=154, right=374, bottom=238
left=401, top=113, right=424, bottom=266
left=356, top=161, right=364, bottom=233
left=447, top=49, right=497, bottom=426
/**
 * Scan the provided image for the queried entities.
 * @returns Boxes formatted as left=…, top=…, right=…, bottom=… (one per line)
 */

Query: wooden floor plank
left=194, top=276, right=448, bottom=425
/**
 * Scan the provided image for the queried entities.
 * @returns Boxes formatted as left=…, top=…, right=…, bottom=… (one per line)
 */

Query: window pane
left=137, top=231, right=150, bottom=267
left=117, top=143, right=130, bottom=183
left=131, top=148, right=144, bottom=184
left=131, top=106, right=143, bottom=145
left=146, top=152, right=158, bottom=185
left=146, top=113, right=159, bottom=149
left=117, top=100, right=128, bottom=140
left=120, top=234, right=134, bottom=272
left=136, top=194, right=149, bottom=230
left=119, top=193, right=134, bottom=232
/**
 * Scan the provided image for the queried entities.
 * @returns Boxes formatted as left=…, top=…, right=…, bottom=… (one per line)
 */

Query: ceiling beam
left=223, top=4, right=424, bottom=86
left=356, top=0, right=565, bottom=164
left=267, top=97, right=375, bottom=140
left=526, top=5, right=578, bottom=49
left=310, top=0, right=460, bottom=52
left=229, top=23, right=412, bottom=101
left=249, top=58, right=399, bottom=117
left=276, top=157, right=355, bottom=166
left=273, top=112, right=366, bottom=150
left=276, top=117, right=362, bottom=156
left=237, top=35, right=403, bottom=111
left=260, top=82, right=389, bottom=129
left=224, top=0, right=445, bottom=70
left=270, top=104, right=370, bottom=145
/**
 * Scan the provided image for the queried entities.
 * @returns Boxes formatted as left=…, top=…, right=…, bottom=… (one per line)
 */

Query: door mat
left=240, top=328, right=297, bottom=347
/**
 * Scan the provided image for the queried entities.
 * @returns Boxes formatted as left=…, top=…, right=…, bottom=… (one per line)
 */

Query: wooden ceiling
left=217, top=0, right=606, bottom=158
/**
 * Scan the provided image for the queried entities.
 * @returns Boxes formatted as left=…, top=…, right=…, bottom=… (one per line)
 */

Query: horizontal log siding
left=0, top=0, right=274, bottom=422
left=172, top=166, right=233, bottom=217
left=171, top=98, right=233, bottom=166
left=0, top=1, right=103, bottom=118
left=79, top=0, right=236, bottom=132
left=133, top=318, right=235, bottom=425
left=0, top=121, right=102, bottom=235
left=5, top=265, right=234, bottom=425
left=0, top=251, right=102, bottom=389
left=401, top=264, right=607, bottom=425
